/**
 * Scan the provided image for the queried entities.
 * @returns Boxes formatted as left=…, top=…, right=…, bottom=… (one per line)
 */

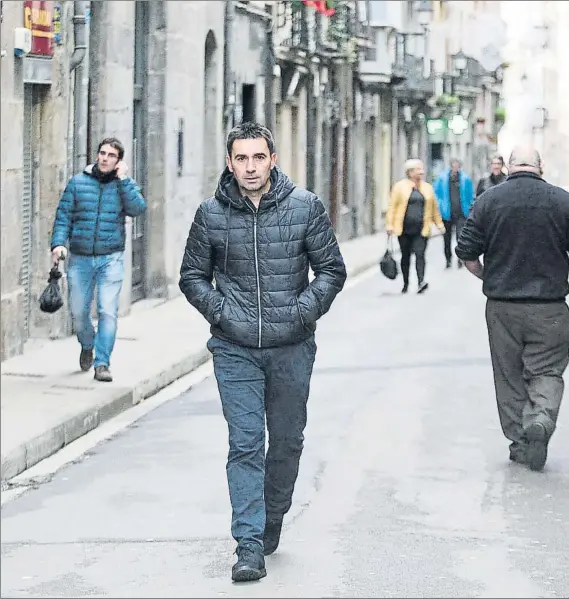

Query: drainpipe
left=70, top=1, right=89, bottom=175
left=263, top=3, right=275, bottom=132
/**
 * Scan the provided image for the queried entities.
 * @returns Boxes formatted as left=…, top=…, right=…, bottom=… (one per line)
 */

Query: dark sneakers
left=232, top=543, right=266, bottom=583
left=79, top=348, right=94, bottom=371
left=525, top=422, right=549, bottom=471
left=263, top=517, right=283, bottom=556
left=94, top=365, right=113, bottom=382
left=509, top=450, right=527, bottom=465
left=418, top=281, right=429, bottom=294
left=509, top=441, right=528, bottom=464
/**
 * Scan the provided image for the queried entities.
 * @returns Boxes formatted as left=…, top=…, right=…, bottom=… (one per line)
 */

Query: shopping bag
left=379, top=234, right=398, bottom=280
left=39, top=264, right=64, bottom=313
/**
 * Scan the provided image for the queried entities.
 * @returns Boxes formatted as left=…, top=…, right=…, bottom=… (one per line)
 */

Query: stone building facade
left=0, top=0, right=225, bottom=360
left=1, top=0, right=506, bottom=361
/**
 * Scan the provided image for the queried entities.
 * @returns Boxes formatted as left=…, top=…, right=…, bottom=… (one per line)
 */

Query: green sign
left=426, top=119, right=445, bottom=136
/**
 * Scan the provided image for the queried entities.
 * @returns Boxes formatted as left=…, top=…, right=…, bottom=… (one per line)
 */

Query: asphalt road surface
left=2, top=237, right=568, bottom=598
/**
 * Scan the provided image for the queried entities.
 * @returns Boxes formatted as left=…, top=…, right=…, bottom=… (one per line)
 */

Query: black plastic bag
left=39, top=265, right=64, bottom=313
left=380, top=235, right=399, bottom=280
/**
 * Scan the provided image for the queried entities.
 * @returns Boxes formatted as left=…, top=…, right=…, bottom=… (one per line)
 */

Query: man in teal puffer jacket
left=51, top=137, right=146, bottom=382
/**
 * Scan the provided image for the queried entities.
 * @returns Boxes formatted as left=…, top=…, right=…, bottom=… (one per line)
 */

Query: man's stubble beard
left=242, top=175, right=270, bottom=193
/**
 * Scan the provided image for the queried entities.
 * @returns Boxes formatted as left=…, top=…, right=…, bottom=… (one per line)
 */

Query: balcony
left=316, top=1, right=360, bottom=58
left=359, top=26, right=407, bottom=91
left=366, top=0, right=404, bottom=30
left=453, top=56, right=486, bottom=97
left=274, top=1, right=310, bottom=55
left=394, top=54, right=435, bottom=100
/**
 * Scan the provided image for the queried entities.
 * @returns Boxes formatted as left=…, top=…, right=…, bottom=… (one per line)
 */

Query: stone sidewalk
left=1, top=232, right=390, bottom=482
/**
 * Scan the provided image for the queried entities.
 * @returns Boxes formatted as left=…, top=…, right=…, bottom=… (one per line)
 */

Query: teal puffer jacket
left=51, top=164, right=146, bottom=256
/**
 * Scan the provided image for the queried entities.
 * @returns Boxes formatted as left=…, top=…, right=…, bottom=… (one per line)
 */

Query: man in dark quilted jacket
left=51, top=137, right=146, bottom=382
left=179, top=122, right=346, bottom=582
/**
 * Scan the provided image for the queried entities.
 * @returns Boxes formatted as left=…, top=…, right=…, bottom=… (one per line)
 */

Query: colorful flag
left=303, top=0, right=336, bottom=17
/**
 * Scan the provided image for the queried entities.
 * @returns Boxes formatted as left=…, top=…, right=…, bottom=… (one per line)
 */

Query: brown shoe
left=80, top=348, right=94, bottom=371
left=94, top=366, right=113, bottom=382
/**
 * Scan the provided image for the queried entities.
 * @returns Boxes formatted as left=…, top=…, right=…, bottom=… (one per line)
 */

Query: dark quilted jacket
left=51, top=164, right=146, bottom=255
left=179, top=167, right=347, bottom=348
left=476, top=172, right=507, bottom=197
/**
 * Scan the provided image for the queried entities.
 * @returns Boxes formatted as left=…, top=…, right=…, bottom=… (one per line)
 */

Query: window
left=242, top=84, right=256, bottom=123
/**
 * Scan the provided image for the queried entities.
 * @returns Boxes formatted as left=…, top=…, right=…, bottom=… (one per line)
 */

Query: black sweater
left=456, top=172, right=569, bottom=301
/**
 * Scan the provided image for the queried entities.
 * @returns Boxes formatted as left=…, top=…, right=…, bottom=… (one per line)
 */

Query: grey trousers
left=485, top=300, right=569, bottom=449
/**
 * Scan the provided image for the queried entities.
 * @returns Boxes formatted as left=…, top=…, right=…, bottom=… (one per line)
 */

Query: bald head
left=508, top=145, right=542, bottom=175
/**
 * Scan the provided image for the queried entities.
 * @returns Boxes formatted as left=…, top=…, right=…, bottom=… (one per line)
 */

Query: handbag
left=379, top=234, right=399, bottom=280
left=39, top=264, right=64, bottom=314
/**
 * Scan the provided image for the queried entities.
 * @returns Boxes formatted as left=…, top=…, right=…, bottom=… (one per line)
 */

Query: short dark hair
left=491, top=154, right=504, bottom=165
left=98, top=137, right=125, bottom=160
left=226, top=122, right=275, bottom=156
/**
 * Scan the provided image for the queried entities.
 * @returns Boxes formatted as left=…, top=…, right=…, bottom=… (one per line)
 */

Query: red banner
left=24, top=1, right=54, bottom=56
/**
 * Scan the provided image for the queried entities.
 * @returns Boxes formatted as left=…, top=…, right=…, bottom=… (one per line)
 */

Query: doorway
left=203, top=31, right=219, bottom=198
left=131, top=0, right=149, bottom=302
left=242, top=84, right=256, bottom=123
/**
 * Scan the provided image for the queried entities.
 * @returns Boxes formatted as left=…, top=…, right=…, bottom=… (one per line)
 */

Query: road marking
left=1, top=266, right=378, bottom=506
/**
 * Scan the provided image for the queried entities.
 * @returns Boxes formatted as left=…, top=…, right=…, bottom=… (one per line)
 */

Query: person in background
left=456, top=145, right=569, bottom=472
left=386, top=159, right=445, bottom=294
left=433, top=158, right=475, bottom=269
left=51, top=137, right=146, bottom=382
left=476, top=154, right=507, bottom=197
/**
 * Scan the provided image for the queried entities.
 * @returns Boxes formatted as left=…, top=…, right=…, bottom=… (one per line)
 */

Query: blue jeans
left=207, top=335, right=317, bottom=550
left=67, top=252, right=125, bottom=368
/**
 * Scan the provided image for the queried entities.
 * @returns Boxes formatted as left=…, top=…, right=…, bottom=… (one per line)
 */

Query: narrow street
left=2, top=237, right=568, bottom=599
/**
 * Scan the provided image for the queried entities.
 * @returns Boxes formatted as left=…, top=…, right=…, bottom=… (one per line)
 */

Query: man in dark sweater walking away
left=179, top=123, right=346, bottom=581
left=456, top=146, right=569, bottom=472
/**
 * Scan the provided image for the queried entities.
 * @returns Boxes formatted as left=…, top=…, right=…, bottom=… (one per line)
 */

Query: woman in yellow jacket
left=386, top=159, right=445, bottom=293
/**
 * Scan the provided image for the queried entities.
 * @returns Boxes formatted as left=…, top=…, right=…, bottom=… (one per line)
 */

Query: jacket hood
left=84, top=163, right=119, bottom=183
left=214, top=166, right=296, bottom=274
left=214, top=166, right=295, bottom=211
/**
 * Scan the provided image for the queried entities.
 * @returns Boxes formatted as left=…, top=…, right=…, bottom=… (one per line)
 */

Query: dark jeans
left=443, top=217, right=466, bottom=262
left=398, top=233, right=428, bottom=286
left=485, top=300, right=569, bottom=452
left=207, top=335, right=317, bottom=550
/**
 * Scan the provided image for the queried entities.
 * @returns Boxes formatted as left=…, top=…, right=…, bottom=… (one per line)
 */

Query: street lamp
left=416, top=1, right=433, bottom=28
left=452, top=50, right=468, bottom=74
